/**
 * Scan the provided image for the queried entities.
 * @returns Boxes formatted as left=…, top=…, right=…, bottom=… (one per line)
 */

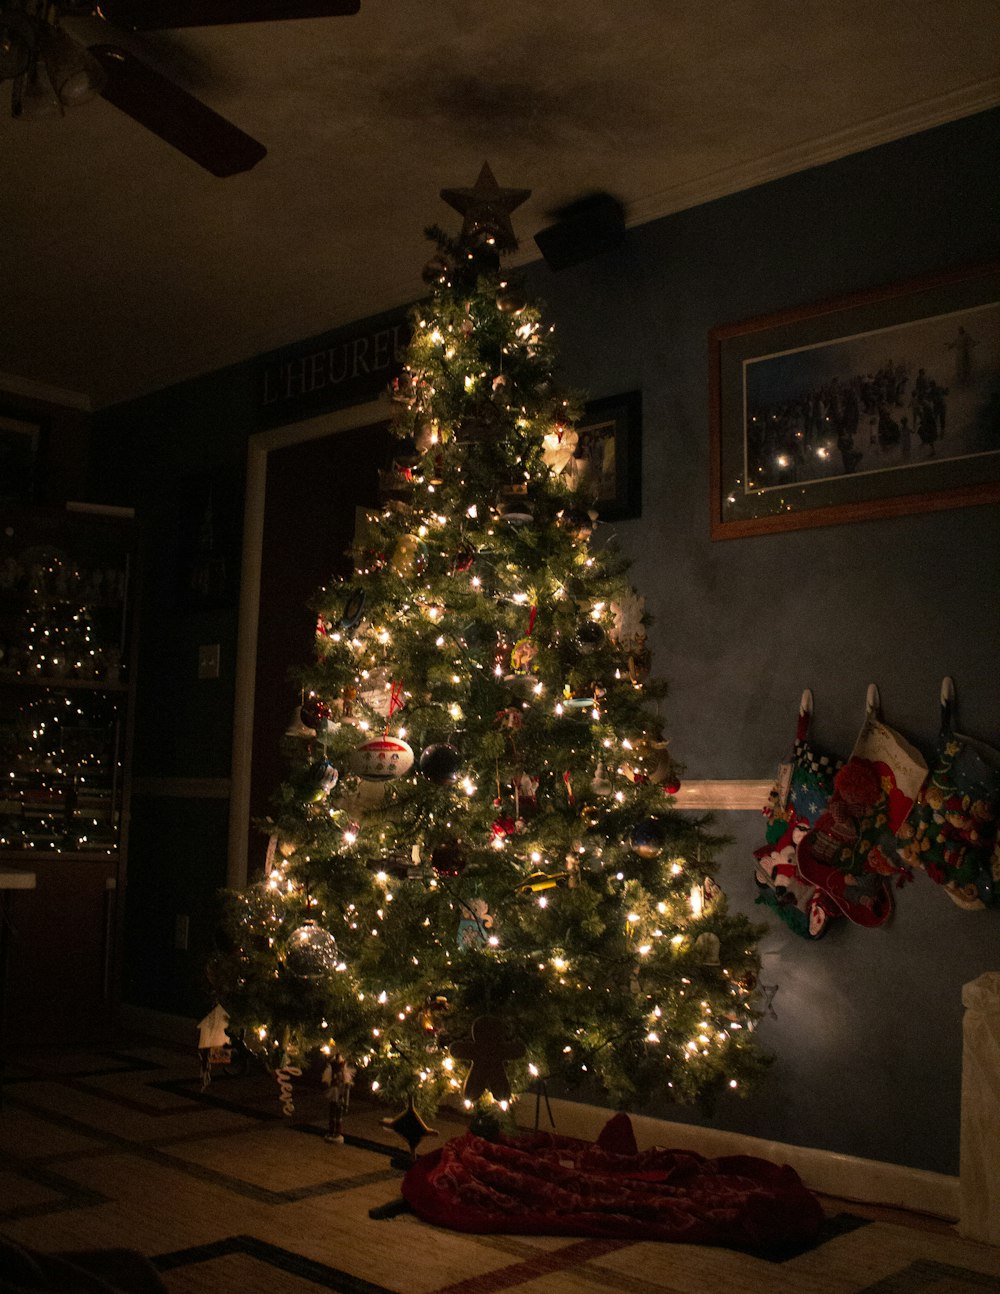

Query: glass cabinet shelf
left=0, top=506, right=135, bottom=861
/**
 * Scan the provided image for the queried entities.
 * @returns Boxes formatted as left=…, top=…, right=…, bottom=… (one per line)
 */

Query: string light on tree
left=213, top=164, right=770, bottom=1140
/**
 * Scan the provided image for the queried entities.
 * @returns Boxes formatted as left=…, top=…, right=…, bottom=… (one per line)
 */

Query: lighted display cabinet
left=0, top=504, right=137, bottom=1040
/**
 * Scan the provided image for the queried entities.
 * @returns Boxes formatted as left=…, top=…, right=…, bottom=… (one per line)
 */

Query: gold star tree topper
left=440, top=162, right=531, bottom=252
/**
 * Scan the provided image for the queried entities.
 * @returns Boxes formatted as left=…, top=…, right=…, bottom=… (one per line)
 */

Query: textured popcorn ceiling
left=1, top=0, right=997, bottom=409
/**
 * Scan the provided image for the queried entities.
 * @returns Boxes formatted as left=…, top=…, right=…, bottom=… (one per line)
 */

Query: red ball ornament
left=450, top=545, right=476, bottom=574
left=300, top=697, right=332, bottom=731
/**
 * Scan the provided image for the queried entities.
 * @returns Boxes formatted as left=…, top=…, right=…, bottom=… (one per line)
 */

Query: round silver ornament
left=286, top=922, right=340, bottom=979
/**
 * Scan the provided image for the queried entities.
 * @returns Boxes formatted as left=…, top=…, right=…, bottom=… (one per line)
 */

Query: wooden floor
left=1, top=1041, right=998, bottom=1294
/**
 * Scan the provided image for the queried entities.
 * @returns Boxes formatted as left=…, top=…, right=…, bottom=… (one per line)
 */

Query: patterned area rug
left=2, top=1045, right=999, bottom=1294
left=857, top=1260, right=1000, bottom=1293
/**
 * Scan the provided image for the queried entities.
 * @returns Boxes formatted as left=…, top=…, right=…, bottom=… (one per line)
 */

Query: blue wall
left=95, top=108, right=999, bottom=1176
left=522, top=108, right=999, bottom=1175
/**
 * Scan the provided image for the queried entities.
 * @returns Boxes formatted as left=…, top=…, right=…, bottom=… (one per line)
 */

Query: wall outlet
left=198, top=644, right=220, bottom=679
left=174, top=914, right=190, bottom=951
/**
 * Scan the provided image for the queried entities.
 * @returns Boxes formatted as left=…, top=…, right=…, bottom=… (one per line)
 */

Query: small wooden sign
left=258, top=306, right=411, bottom=426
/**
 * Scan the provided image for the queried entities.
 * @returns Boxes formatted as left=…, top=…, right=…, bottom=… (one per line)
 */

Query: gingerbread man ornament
left=449, top=1016, right=526, bottom=1102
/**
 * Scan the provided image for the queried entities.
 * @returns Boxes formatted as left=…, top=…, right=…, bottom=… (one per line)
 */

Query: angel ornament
left=541, top=425, right=579, bottom=477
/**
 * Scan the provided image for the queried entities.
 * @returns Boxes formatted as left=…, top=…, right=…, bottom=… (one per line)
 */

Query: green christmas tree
left=215, top=164, right=769, bottom=1128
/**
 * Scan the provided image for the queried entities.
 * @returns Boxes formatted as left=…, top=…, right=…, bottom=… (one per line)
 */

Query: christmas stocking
left=754, top=690, right=843, bottom=939
left=797, top=686, right=927, bottom=927
left=897, top=678, right=1000, bottom=909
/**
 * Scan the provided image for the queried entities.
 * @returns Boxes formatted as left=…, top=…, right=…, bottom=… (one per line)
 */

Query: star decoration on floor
left=383, top=1096, right=438, bottom=1161
left=441, top=162, right=531, bottom=252
left=757, top=982, right=779, bottom=1019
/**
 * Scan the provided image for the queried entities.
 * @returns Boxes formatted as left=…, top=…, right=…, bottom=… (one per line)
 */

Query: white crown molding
left=0, top=370, right=92, bottom=412
left=626, top=81, right=1000, bottom=228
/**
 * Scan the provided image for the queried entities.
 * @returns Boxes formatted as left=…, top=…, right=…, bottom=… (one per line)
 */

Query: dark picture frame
left=573, top=390, right=642, bottom=520
left=0, top=413, right=43, bottom=505
left=709, top=262, right=1000, bottom=539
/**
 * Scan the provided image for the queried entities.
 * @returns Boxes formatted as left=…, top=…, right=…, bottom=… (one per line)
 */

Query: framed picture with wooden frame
left=709, top=261, right=1000, bottom=539
left=0, top=412, right=44, bottom=505
left=572, top=390, right=642, bottom=521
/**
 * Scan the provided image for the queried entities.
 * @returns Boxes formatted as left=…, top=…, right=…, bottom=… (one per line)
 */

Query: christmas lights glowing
left=211, top=200, right=768, bottom=1131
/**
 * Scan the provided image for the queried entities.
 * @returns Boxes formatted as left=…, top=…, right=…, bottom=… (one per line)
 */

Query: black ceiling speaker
left=534, top=192, right=626, bottom=271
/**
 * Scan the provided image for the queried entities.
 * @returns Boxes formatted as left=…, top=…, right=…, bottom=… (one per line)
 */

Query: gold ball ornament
left=497, top=283, right=527, bottom=314
left=390, top=533, right=428, bottom=577
left=622, top=738, right=672, bottom=784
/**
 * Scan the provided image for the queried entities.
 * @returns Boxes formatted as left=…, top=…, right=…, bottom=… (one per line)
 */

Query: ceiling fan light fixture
left=40, top=22, right=106, bottom=106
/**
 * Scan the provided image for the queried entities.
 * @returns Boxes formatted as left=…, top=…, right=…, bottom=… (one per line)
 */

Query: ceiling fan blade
left=90, top=44, right=266, bottom=177
left=92, top=1, right=360, bottom=31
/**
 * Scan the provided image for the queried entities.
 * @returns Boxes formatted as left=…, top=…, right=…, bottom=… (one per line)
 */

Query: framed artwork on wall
left=0, top=413, right=43, bottom=505
left=572, top=390, right=642, bottom=521
left=709, top=261, right=1000, bottom=539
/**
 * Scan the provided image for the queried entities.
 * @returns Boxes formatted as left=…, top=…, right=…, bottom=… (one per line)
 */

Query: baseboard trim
left=115, top=1005, right=960, bottom=1222
left=525, top=1098, right=960, bottom=1221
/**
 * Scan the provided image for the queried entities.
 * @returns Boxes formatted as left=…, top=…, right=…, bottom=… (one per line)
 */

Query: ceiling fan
left=0, top=0, right=361, bottom=176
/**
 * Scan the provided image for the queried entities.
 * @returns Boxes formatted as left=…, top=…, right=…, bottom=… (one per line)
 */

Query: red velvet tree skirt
left=402, top=1114, right=825, bottom=1252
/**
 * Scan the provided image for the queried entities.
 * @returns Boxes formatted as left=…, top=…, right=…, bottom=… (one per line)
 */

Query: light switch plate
left=198, top=644, right=220, bottom=679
